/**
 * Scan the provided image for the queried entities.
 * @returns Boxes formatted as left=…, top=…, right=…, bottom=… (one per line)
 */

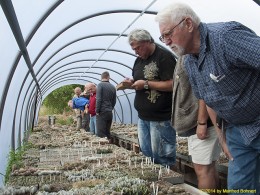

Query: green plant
left=5, top=149, right=23, bottom=183
left=56, top=116, right=74, bottom=125
left=39, top=105, right=53, bottom=116
left=96, top=148, right=113, bottom=154
left=67, top=116, right=74, bottom=125
left=4, top=142, right=35, bottom=183
left=114, top=184, right=150, bottom=195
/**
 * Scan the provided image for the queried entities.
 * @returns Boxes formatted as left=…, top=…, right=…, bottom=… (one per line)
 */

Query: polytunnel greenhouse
left=0, top=0, right=260, bottom=194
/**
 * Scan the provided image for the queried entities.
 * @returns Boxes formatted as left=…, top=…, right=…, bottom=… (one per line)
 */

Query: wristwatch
left=144, top=80, right=149, bottom=89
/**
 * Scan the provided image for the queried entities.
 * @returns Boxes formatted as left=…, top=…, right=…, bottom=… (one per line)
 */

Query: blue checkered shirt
left=184, top=21, right=260, bottom=145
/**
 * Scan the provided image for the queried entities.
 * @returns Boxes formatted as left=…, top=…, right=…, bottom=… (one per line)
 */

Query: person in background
left=72, top=87, right=90, bottom=131
left=85, top=82, right=97, bottom=135
left=73, top=87, right=82, bottom=98
left=68, top=97, right=89, bottom=116
left=156, top=2, right=260, bottom=193
left=73, top=87, right=83, bottom=130
left=80, top=90, right=90, bottom=132
left=171, top=56, right=221, bottom=192
left=123, top=29, right=177, bottom=168
left=96, top=71, right=117, bottom=142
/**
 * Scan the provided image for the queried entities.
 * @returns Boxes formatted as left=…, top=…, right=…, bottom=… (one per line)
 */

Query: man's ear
left=185, top=17, right=194, bottom=32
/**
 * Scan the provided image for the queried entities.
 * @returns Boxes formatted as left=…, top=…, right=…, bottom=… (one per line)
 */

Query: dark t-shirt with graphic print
left=132, top=44, right=176, bottom=121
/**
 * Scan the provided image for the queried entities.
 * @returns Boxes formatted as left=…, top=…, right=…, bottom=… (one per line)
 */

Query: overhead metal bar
left=23, top=90, right=38, bottom=143
left=40, top=78, right=125, bottom=123
left=37, top=37, right=133, bottom=77
left=39, top=59, right=132, bottom=87
left=31, top=10, right=157, bottom=68
left=31, top=88, right=39, bottom=132
left=19, top=66, right=132, bottom=140
left=0, top=0, right=41, bottom=95
left=18, top=79, right=79, bottom=144
left=10, top=35, right=135, bottom=140
left=9, top=46, right=134, bottom=153
left=81, top=0, right=158, bottom=75
left=2, top=8, right=156, bottom=142
left=37, top=47, right=135, bottom=79
left=41, top=75, right=130, bottom=124
left=40, top=76, right=124, bottom=124
left=32, top=77, right=124, bottom=126
left=28, top=30, right=165, bottom=111
left=39, top=71, right=133, bottom=123
left=252, top=0, right=260, bottom=6
left=14, top=63, right=133, bottom=147
left=23, top=37, right=134, bottom=105
left=41, top=74, right=119, bottom=95
left=21, top=78, right=89, bottom=140
left=11, top=10, right=157, bottom=136
left=41, top=71, right=102, bottom=92
left=11, top=46, right=134, bottom=146
left=0, top=0, right=63, bottom=135
left=15, top=45, right=137, bottom=139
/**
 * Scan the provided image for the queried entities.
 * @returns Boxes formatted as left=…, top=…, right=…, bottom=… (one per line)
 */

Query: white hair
left=85, top=82, right=96, bottom=89
left=74, top=87, right=82, bottom=92
left=155, top=2, right=201, bottom=26
left=128, top=29, right=154, bottom=44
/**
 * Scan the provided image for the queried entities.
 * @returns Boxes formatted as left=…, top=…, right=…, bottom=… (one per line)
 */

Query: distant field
left=39, top=105, right=73, bottom=116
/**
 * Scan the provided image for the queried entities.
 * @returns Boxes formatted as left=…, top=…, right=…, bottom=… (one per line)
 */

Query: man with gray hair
left=123, top=29, right=177, bottom=168
left=156, top=2, right=260, bottom=193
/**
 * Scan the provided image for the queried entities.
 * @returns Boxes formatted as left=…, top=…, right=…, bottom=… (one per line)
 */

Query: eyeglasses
left=159, top=18, right=186, bottom=43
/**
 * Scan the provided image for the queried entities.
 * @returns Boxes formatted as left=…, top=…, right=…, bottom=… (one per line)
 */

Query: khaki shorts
left=74, top=109, right=81, bottom=117
left=188, top=126, right=221, bottom=165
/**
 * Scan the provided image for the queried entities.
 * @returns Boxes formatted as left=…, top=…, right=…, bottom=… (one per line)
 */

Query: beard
left=170, top=44, right=185, bottom=57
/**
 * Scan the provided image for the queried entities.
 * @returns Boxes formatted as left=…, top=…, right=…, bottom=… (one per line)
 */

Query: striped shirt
left=184, top=21, right=260, bottom=145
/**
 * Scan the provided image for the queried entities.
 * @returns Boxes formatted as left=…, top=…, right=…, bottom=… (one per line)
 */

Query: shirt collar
left=195, top=23, right=211, bottom=69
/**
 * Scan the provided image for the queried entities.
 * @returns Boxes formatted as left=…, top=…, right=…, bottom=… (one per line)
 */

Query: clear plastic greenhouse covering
left=0, top=0, right=259, bottom=186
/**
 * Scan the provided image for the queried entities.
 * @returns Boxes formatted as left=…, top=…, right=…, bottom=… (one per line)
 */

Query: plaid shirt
left=184, top=21, right=260, bottom=145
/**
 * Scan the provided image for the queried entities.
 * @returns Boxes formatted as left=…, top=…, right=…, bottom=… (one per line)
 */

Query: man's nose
left=164, top=38, right=172, bottom=46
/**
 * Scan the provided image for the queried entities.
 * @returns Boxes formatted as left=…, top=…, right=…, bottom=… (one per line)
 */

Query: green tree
left=43, top=84, right=84, bottom=114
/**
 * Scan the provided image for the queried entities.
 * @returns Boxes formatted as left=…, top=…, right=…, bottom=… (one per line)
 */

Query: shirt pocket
left=210, top=69, right=248, bottom=96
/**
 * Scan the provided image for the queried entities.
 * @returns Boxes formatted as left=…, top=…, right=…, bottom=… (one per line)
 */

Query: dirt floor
left=1, top=115, right=211, bottom=195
